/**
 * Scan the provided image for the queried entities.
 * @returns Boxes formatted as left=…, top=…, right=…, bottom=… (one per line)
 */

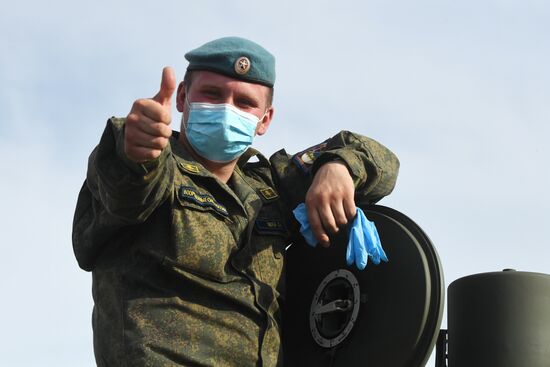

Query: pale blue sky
left=1, top=0, right=549, bottom=365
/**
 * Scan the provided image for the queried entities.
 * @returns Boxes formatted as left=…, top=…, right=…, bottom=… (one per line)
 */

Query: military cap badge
left=235, top=56, right=251, bottom=75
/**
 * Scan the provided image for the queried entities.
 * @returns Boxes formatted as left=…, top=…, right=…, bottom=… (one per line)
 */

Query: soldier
left=72, top=37, right=399, bottom=366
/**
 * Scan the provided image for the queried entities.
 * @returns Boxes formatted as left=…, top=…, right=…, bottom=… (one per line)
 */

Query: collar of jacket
left=169, top=131, right=277, bottom=199
left=168, top=131, right=278, bottom=209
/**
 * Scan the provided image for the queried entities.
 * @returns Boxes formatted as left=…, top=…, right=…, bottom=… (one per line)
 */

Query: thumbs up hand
left=124, top=67, right=176, bottom=163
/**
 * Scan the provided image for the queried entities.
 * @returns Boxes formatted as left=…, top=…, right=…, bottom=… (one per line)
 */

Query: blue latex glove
left=292, top=203, right=318, bottom=246
left=292, top=203, right=388, bottom=270
left=346, top=207, right=388, bottom=270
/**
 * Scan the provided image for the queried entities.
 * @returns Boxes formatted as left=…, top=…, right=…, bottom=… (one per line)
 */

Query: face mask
left=184, top=100, right=264, bottom=163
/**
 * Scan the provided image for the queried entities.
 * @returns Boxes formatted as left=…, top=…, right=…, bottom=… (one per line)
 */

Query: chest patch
left=180, top=162, right=200, bottom=174
left=259, top=187, right=279, bottom=201
left=179, top=186, right=228, bottom=216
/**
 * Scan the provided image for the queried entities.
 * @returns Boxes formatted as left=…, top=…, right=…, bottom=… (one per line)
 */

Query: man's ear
left=256, top=107, right=274, bottom=136
left=176, top=82, right=186, bottom=112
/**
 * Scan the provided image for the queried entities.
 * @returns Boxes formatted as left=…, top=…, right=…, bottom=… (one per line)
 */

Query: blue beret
left=185, top=37, right=276, bottom=88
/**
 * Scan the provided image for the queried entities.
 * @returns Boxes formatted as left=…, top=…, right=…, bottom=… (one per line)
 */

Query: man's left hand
left=305, top=162, right=356, bottom=247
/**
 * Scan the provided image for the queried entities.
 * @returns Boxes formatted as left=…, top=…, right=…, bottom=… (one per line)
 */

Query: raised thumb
left=153, top=66, right=176, bottom=106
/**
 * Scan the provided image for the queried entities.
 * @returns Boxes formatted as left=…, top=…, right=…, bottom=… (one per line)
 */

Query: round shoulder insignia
left=301, top=152, right=316, bottom=165
left=235, top=56, right=251, bottom=75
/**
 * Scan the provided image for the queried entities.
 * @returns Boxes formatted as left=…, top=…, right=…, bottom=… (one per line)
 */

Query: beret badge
left=234, top=56, right=251, bottom=75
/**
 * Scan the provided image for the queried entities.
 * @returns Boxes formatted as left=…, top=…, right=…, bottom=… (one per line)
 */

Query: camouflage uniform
left=72, top=118, right=399, bottom=367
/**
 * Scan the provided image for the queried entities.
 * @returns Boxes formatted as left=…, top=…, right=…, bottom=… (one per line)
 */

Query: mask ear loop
left=182, top=90, right=192, bottom=138
left=257, top=107, right=270, bottom=124
left=184, top=87, right=191, bottom=112
left=257, top=107, right=272, bottom=129
left=252, top=109, right=270, bottom=137
left=260, top=110, right=268, bottom=122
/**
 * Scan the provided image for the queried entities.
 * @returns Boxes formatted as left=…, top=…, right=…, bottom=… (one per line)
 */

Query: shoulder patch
left=180, top=162, right=200, bottom=174
left=254, top=217, right=287, bottom=237
left=292, top=141, right=328, bottom=174
left=179, top=186, right=228, bottom=216
left=259, top=187, right=279, bottom=201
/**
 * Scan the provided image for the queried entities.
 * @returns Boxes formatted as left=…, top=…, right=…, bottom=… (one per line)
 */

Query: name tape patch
left=254, top=218, right=287, bottom=236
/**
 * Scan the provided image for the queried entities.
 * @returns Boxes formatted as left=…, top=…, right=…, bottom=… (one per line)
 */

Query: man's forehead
left=190, top=70, right=270, bottom=98
left=185, top=37, right=276, bottom=88
left=192, top=70, right=265, bottom=87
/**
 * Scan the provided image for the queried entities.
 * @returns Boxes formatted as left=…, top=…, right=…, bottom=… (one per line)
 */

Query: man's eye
left=204, top=90, right=220, bottom=98
left=237, top=99, right=255, bottom=108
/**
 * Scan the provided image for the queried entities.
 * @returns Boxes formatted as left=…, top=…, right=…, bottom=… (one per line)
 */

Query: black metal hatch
left=284, top=205, right=444, bottom=367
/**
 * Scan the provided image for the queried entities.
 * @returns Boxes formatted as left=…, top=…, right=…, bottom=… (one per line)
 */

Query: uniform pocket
left=250, top=217, right=290, bottom=289
left=168, top=188, right=238, bottom=282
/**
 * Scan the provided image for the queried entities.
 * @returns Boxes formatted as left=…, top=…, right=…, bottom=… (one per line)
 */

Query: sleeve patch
left=292, top=142, right=328, bottom=174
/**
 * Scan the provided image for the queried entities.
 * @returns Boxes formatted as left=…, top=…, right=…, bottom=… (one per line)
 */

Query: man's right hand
left=124, top=67, right=176, bottom=163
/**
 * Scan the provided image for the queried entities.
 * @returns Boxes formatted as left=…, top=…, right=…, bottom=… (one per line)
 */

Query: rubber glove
left=293, top=203, right=388, bottom=270
left=346, top=207, right=388, bottom=270
left=292, top=203, right=318, bottom=246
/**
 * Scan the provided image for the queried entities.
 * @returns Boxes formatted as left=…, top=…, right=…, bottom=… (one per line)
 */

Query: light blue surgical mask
left=184, top=99, right=264, bottom=163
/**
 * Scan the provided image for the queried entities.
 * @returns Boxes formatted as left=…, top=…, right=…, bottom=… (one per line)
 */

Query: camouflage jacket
left=72, top=118, right=399, bottom=367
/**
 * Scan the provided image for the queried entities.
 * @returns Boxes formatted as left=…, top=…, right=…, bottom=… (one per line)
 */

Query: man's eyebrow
left=237, top=92, right=260, bottom=103
left=199, top=84, right=222, bottom=92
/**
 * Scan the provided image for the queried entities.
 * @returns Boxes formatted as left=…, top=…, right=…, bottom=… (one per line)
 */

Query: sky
left=1, top=0, right=549, bottom=365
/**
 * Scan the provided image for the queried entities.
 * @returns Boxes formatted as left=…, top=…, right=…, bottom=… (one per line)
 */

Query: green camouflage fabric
left=72, top=118, right=399, bottom=367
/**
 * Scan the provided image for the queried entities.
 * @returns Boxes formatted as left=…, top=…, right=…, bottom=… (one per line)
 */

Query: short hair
left=183, top=70, right=274, bottom=107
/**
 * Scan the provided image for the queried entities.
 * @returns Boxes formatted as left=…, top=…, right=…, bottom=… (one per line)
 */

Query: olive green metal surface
left=448, top=270, right=550, bottom=367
